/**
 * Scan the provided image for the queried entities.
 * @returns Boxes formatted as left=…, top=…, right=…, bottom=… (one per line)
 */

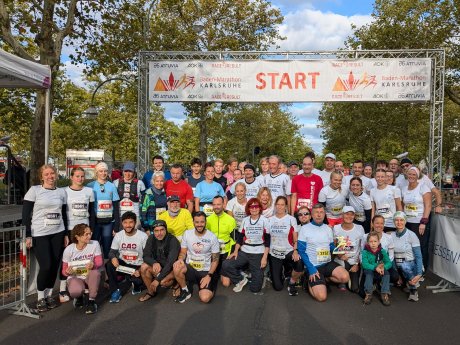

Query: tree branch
left=0, top=0, right=34, bottom=61
left=445, top=86, right=460, bottom=106
left=55, top=0, right=79, bottom=50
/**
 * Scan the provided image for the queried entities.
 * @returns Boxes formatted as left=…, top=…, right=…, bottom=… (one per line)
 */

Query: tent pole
left=44, top=89, right=50, bottom=164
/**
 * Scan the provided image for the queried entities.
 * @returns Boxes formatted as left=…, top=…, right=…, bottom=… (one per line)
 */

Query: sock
left=45, top=288, right=53, bottom=297
left=37, top=290, right=45, bottom=300
left=182, top=286, right=189, bottom=292
left=60, top=280, right=67, bottom=292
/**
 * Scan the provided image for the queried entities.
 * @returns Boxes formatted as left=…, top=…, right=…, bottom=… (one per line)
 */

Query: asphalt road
left=1, top=273, right=459, bottom=345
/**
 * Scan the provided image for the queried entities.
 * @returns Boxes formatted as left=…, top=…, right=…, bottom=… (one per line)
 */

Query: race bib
left=354, top=212, right=365, bottom=222
left=377, top=203, right=392, bottom=219
left=155, top=207, right=166, bottom=218
left=394, top=252, right=406, bottom=265
left=121, top=250, right=139, bottom=264
left=271, top=246, right=287, bottom=259
left=316, top=248, right=330, bottom=263
left=120, top=198, right=134, bottom=212
left=203, top=204, right=214, bottom=216
left=297, top=198, right=312, bottom=209
left=44, top=210, right=61, bottom=226
left=404, top=203, right=418, bottom=218
left=189, top=255, right=205, bottom=270
left=71, top=201, right=88, bottom=218
left=218, top=239, right=228, bottom=255
left=331, top=204, right=344, bottom=216
left=97, top=200, right=113, bottom=218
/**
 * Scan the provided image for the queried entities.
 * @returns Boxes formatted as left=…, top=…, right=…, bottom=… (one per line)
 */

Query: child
left=361, top=231, right=392, bottom=306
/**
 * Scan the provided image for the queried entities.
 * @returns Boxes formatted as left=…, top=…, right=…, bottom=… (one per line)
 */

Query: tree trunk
left=29, top=89, right=49, bottom=184
left=199, top=104, right=208, bottom=163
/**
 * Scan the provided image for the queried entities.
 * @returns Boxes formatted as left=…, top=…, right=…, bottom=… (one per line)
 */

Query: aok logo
left=332, top=71, right=377, bottom=91
left=154, top=72, right=196, bottom=91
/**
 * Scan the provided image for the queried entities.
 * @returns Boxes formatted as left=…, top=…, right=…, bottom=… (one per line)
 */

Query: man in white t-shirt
left=319, top=153, right=336, bottom=187
left=230, top=164, right=263, bottom=199
left=106, top=211, right=148, bottom=303
left=343, top=160, right=371, bottom=193
left=264, top=155, right=291, bottom=208
left=173, top=211, right=220, bottom=304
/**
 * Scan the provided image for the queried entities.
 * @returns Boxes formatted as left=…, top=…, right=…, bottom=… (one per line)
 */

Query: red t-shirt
left=164, top=179, right=194, bottom=208
left=291, top=173, right=324, bottom=210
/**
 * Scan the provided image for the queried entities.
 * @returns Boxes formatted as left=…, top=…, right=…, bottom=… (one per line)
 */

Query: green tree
left=0, top=0, right=109, bottom=182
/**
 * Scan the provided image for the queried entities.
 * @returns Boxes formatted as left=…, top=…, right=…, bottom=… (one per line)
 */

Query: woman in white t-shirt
left=225, top=182, right=247, bottom=229
left=370, top=169, right=402, bottom=232
left=319, top=171, right=348, bottom=227
left=59, top=167, right=95, bottom=303
left=347, top=176, right=372, bottom=233
left=401, top=167, right=431, bottom=270
left=257, top=186, right=274, bottom=218
left=23, top=164, right=68, bottom=312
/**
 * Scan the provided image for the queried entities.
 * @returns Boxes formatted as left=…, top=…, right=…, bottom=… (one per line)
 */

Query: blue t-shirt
left=195, top=180, right=225, bottom=203
left=142, top=170, right=172, bottom=189
left=87, top=181, right=120, bottom=218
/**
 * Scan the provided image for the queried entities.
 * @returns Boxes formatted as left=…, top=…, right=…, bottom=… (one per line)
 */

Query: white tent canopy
left=0, top=48, right=51, bottom=89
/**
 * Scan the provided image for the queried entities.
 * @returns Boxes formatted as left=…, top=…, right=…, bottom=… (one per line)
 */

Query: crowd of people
left=22, top=152, right=442, bottom=314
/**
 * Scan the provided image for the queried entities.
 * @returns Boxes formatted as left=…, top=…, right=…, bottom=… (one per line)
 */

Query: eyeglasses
left=298, top=212, right=310, bottom=216
left=249, top=205, right=260, bottom=209
left=99, top=184, right=105, bottom=193
left=401, top=164, right=411, bottom=168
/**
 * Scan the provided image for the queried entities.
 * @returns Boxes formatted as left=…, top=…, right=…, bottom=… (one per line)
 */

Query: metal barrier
left=0, top=225, right=40, bottom=318
left=441, top=188, right=460, bottom=219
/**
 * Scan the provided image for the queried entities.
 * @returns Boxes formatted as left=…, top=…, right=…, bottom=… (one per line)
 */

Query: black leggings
left=33, top=231, right=66, bottom=291
left=269, top=251, right=304, bottom=291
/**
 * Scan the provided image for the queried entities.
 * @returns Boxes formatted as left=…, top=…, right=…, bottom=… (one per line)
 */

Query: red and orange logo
left=154, top=72, right=196, bottom=91
left=332, top=71, right=377, bottom=91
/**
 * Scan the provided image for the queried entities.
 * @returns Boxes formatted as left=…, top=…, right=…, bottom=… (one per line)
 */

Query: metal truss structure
left=138, top=49, right=445, bottom=186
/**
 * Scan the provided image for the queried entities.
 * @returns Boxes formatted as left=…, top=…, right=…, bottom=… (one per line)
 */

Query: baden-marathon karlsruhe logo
left=154, top=72, right=196, bottom=91
left=332, top=71, right=377, bottom=91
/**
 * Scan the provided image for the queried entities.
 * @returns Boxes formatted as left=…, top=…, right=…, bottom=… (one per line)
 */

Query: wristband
left=207, top=272, right=213, bottom=278
left=420, top=217, right=429, bottom=225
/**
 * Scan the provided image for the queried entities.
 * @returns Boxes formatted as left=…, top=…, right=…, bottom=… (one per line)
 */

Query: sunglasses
left=99, top=184, right=105, bottom=193
left=298, top=212, right=310, bottom=216
left=249, top=204, right=260, bottom=209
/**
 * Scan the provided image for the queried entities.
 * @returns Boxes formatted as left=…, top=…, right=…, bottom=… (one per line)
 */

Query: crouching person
left=173, top=211, right=220, bottom=304
left=106, top=211, right=148, bottom=303
left=139, top=220, right=180, bottom=302
left=62, top=224, right=103, bottom=314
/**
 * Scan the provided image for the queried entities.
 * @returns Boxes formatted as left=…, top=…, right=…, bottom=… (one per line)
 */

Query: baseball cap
left=342, top=206, right=355, bottom=213
left=400, top=158, right=413, bottom=166
left=324, top=153, right=336, bottom=160
left=123, top=161, right=136, bottom=172
left=152, top=219, right=167, bottom=230
left=288, top=161, right=299, bottom=167
left=244, top=164, right=256, bottom=172
left=167, top=195, right=180, bottom=202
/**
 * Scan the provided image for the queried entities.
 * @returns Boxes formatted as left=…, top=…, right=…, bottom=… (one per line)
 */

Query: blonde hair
left=257, top=186, right=273, bottom=208
left=38, top=164, right=57, bottom=185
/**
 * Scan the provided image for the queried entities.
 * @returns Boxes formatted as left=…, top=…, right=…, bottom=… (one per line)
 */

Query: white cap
left=325, top=153, right=336, bottom=160
left=342, top=206, right=355, bottom=213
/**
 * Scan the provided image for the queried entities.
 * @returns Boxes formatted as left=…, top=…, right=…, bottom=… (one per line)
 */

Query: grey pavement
left=1, top=273, right=459, bottom=345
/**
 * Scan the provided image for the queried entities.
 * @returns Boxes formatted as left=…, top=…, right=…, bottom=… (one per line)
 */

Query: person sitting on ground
left=172, top=211, right=220, bottom=304
left=361, top=231, right=392, bottom=306
left=61, top=224, right=103, bottom=314
left=106, top=211, right=148, bottom=303
left=139, top=220, right=180, bottom=302
left=297, top=203, right=350, bottom=302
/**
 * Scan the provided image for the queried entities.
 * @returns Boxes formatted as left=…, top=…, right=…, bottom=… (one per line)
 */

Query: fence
left=0, top=224, right=39, bottom=318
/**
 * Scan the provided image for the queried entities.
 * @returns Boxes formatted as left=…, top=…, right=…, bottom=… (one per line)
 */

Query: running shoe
left=85, top=300, right=98, bottom=314
left=337, top=283, right=347, bottom=291
left=131, top=283, right=142, bottom=295
left=36, top=298, right=48, bottom=312
left=381, top=293, right=391, bottom=306
left=110, top=289, right=122, bottom=303
left=288, top=283, right=298, bottom=296
left=233, top=277, right=248, bottom=293
left=46, top=296, right=59, bottom=309
left=408, top=290, right=419, bottom=302
left=363, top=293, right=373, bottom=305
left=73, top=296, right=84, bottom=309
left=175, top=289, right=191, bottom=303
left=59, top=291, right=70, bottom=303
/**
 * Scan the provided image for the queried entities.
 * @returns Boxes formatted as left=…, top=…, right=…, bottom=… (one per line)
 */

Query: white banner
left=429, top=215, right=460, bottom=286
left=149, top=59, right=432, bottom=102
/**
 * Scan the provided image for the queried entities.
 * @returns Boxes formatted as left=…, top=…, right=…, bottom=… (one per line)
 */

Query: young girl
left=361, top=231, right=392, bottom=306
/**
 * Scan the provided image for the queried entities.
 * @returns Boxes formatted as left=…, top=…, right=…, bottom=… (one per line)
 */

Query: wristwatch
left=207, top=272, right=214, bottom=277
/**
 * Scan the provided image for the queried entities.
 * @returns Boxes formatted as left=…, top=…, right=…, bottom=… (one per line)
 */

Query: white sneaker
left=408, top=291, right=419, bottom=302
left=233, top=277, right=248, bottom=293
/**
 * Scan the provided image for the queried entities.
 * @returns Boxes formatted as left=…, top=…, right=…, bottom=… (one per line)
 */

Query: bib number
left=404, top=203, right=418, bottom=218
left=121, top=250, right=139, bottom=264
left=331, top=204, right=343, bottom=216
left=377, top=204, right=392, bottom=219
left=44, top=210, right=61, bottom=226
left=120, top=199, right=134, bottom=212
left=271, top=246, right=286, bottom=259
left=189, top=255, right=205, bottom=270
left=218, top=239, right=228, bottom=255
left=394, top=252, right=406, bottom=265
left=97, top=200, right=113, bottom=218
left=297, top=198, right=311, bottom=209
left=203, top=204, right=213, bottom=216
left=71, top=202, right=88, bottom=218
left=354, top=212, right=365, bottom=222
left=316, top=248, right=330, bottom=263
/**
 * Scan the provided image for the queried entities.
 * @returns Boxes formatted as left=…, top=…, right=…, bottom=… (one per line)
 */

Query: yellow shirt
left=158, top=209, right=194, bottom=241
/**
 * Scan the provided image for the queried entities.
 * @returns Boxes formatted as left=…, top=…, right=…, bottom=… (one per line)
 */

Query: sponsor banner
left=149, top=59, right=432, bottom=102
left=429, top=215, right=460, bottom=286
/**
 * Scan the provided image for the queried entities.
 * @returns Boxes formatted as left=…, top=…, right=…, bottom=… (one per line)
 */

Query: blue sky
left=64, top=0, right=375, bottom=154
